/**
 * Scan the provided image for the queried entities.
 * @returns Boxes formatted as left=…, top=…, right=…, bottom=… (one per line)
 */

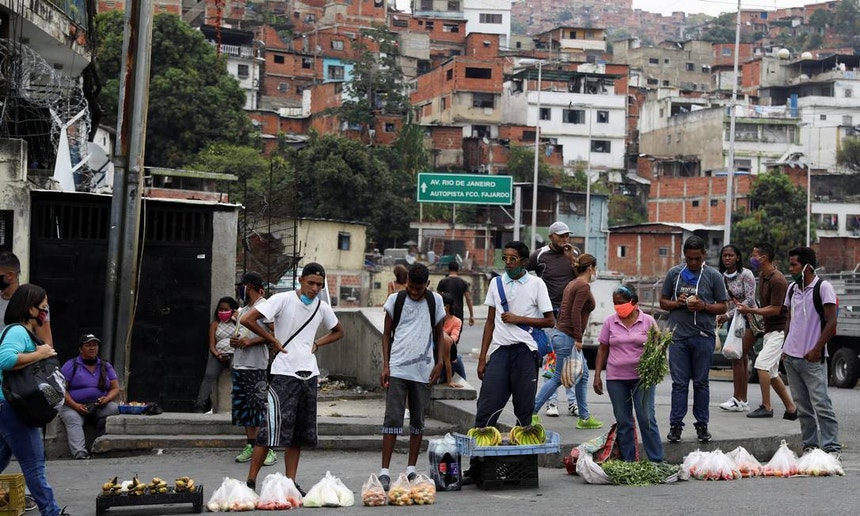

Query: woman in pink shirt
left=593, top=284, right=663, bottom=462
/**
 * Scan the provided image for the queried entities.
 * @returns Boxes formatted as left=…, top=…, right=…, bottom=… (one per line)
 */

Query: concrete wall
left=315, top=308, right=385, bottom=389
left=0, top=139, right=33, bottom=280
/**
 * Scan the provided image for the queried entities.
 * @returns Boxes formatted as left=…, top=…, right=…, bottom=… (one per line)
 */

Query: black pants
left=474, top=343, right=540, bottom=428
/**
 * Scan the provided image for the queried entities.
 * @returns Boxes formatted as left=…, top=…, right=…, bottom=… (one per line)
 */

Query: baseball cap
left=236, top=271, right=265, bottom=289
left=301, top=262, right=326, bottom=279
left=548, top=221, right=571, bottom=236
left=78, top=333, right=100, bottom=346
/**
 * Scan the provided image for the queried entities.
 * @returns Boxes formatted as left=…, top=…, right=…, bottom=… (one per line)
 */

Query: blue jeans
left=606, top=379, right=664, bottom=462
left=0, top=401, right=61, bottom=516
left=541, top=329, right=576, bottom=408
left=475, top=344, right=539, bottom=428
left=534, top=330, right=590, bottom=419
left=668, top=333, right=714, bottom=427
left=783, top=356, right=840, bottom=452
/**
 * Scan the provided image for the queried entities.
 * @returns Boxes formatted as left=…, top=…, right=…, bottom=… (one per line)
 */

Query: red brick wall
left=816, top=238, right=860, bottom=273
left=607, top=231, right=684, bottom=279
left=464, top=33, right=500, bottom=58
left=431, top=126, right=464, bottom=150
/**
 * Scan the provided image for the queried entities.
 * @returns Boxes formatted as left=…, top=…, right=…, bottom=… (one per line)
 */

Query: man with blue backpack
left=782, top=246, right=841, bottom=461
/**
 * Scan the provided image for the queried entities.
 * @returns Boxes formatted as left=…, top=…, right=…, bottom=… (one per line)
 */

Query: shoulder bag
left=0, top=324, right=66, bottom=426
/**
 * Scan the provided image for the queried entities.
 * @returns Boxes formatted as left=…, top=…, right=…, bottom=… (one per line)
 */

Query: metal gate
left=30, top=192, right=213, bottom=411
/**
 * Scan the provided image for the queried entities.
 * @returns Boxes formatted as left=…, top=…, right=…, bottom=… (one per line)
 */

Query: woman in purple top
left=593, top=284, right=663, bottom=462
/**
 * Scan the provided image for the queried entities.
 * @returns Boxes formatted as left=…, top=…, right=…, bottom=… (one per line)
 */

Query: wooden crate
left=0, top=473, right=25, bottom=516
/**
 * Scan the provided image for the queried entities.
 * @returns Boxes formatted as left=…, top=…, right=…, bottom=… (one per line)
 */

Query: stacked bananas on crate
left=508, top=415, right=548, bottom=445
left=148, top=477, right=169, bottom=494
left=174, top=476, right=195, bottom=492
left=101, top=477, right=122, bottom=496
left=466, top=426, right=502, bottom=446
left=129, top=477, right=148, bottom=496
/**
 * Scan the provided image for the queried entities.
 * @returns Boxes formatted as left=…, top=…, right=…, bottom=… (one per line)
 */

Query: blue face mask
left=749, top=257, right=761, bottom=271
left=506, top=266, right=526, bottom=279
left=680, top=267, right=700, bottom=286
left=300, top=294, right=315, bottom=305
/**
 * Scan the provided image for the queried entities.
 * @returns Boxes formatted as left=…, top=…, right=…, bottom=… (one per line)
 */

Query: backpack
left=788, top=277, right=839, bottom=332
left=494, top=276, right=552, bottom=357
left=390, top=290, right=438, bottom=345
left=0, top=324, right=66, bottom=426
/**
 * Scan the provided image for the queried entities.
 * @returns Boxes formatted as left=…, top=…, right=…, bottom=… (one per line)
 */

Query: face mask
left=506, top=266, right=526, bottom=279
left=0, top=276, right=8, bottom=292
left=791, top=264, right=809, bottom=286
left=680, top=267, right=701, bottom=286
left=614, top=301, right=636, bottom=318
left=723, top=271, right=738, bottom=280
left=82, top=358, right=98, bottom=365
left=217, top=310, right=232, bottom=322
left=300, top=294, right=315, bottom=305
left=36, top=311, right=48, bottom=324
left=749, top=257, right=761, bottom=271
left=590, top=268, right=598, bottom=282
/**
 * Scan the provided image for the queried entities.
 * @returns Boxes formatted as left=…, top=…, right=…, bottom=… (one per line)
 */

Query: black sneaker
left=666, top=424, right=682, bottom=443
left=294, top=484, right=306, bottom=497
left=245, top=479, right=256, bottom=490
left=747, top=405, right=774, bottom=418
left=783, top=410, right=798, bottom=421
left=695, top=424, right=712, bottom=443
left=407, top=472, right=417, bottom=482
left=24, top=495, right=36, bottom=512
left=379, top=474, right=390, bottom=491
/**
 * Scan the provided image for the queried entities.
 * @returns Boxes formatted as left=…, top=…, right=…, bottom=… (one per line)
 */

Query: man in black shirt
left=436, top=262, right=474, bottom=327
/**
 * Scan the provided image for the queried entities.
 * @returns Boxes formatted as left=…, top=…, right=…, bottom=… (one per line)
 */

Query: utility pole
left=103, top=0, right=153, bottom=393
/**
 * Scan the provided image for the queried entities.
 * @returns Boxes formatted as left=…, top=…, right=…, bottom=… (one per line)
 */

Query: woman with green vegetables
left=593, top=284, right=664, bottom=462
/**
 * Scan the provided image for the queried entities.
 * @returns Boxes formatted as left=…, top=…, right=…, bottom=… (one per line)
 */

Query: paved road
left=8, top=318, right=860, bottom=515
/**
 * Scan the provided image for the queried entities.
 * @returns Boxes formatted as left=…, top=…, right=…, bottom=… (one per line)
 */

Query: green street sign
left=417, top=173, right=513, bottom=205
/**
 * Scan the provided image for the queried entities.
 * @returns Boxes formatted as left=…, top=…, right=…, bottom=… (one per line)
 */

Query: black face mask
left=82, top=358, right=98, bottom=365
left=0, top=276, right=9, bottom=292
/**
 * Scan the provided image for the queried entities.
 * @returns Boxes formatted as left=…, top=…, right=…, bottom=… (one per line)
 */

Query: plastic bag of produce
left=360, top=474, right=387, bottom=506
left=679, top=450, right=705, bottom=481
left=575, top=449, right=612, bottom=485
left=256, top=472, right=303, bottom=510
left=408, top=474, right=436, bottom=505
left=690, top=450, right=741, bottom=481
left=797, top=448, right=844, bottom=477
left=387, top=473, right=412, bottom=506
left=726, top=446, right=763, bottom=477
left=304, top=471, right=353, bottom=508
left=762, top=440, right=799, bottom=477
left=721, top=315, right=745, bottom=360
left=206, top=477, right=259, bottom=512
left=561, top=349, right=584, bottom=389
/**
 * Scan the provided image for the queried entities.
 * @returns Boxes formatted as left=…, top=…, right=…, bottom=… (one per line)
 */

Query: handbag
left=0, top=325, right=66, bottom=426
left=494, top=276, right=551, bottom=356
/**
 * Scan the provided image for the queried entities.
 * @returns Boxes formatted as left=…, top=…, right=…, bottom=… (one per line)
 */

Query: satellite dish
left=86, top=142, right=111, bottom=172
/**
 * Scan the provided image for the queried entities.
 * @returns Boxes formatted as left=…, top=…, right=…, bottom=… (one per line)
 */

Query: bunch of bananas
left=509, top=415, right=547, bottom=445
left=148, top=477, right=169, bottom=494
left=175, top=476, right=195, bottom=492
left=467, top=426, right=502, bottom=447
left=129, top=477, right=147, bottom=496
left=101, top=477, right=121, bottom=496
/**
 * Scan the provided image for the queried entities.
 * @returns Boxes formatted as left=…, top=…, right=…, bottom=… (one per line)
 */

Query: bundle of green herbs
left=637, top=325, right=673, bottom=391
left=601, top=460, right=680, bottom=486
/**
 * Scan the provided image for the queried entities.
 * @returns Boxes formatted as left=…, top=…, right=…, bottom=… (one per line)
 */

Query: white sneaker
left=546, top=403, right=559, bottom=417
left=719, top=397, right=749, bottom=412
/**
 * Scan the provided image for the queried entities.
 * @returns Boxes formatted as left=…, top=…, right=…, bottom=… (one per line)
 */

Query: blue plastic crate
left=454, top=430, right=560, bottom=457
left=118, top=404, right=148, bottom=415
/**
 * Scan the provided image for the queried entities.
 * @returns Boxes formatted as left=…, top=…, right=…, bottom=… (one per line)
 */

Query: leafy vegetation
left=731, top=171, right=811, bottom=265
left=95, top=12, right=252, bottom=168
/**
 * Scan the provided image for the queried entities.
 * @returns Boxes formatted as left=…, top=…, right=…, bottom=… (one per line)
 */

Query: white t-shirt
left=484, top=273, right=553, bottom=359
left=383, top=291, right=446, bottom=383
left=255, top=292, right=338, bottom=378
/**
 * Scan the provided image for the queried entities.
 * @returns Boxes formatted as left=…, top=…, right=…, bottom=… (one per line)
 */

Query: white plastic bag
left=303, top=471, right=353, bottom=508
left=408, top=473, right=436, bottom=505
left=206, top=477, right=259, bottom=512
left=256, top=472, right=303, bottom=510
left=691, top=450, right=741, bottom=481
left=679, top=450, right=705, bottom=481
left=762, top=440, right=799, bottom=477
left=726, top=446, right=763, bottom=477
left=575, top=447, right=612, bottom=484
left=561, top=349, right=585, bottom=389
left=721, top=316, right=745, bottom=360
left=797, top=448, right=845, bottom=476
left=360, top=474, right=387, bottom=506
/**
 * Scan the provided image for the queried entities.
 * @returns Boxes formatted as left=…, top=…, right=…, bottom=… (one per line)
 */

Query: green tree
left=337, top=24, right=411, bottom=140
left=837, top=137, right=860, bottom=171
left=732, top=171, right=811, bottom=264
left=189, top=143, right=271, bottom=209
left=289, top=133, right=413, bottom=249
left=608, top=194, right=647, bottom=227
left=808, top=8, right=832, bottom=30
left=95, top=12, right=252, bottom=167
left=506, top=145, right=551, bottom=183
left=833, top=0, right=860, bottom=41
